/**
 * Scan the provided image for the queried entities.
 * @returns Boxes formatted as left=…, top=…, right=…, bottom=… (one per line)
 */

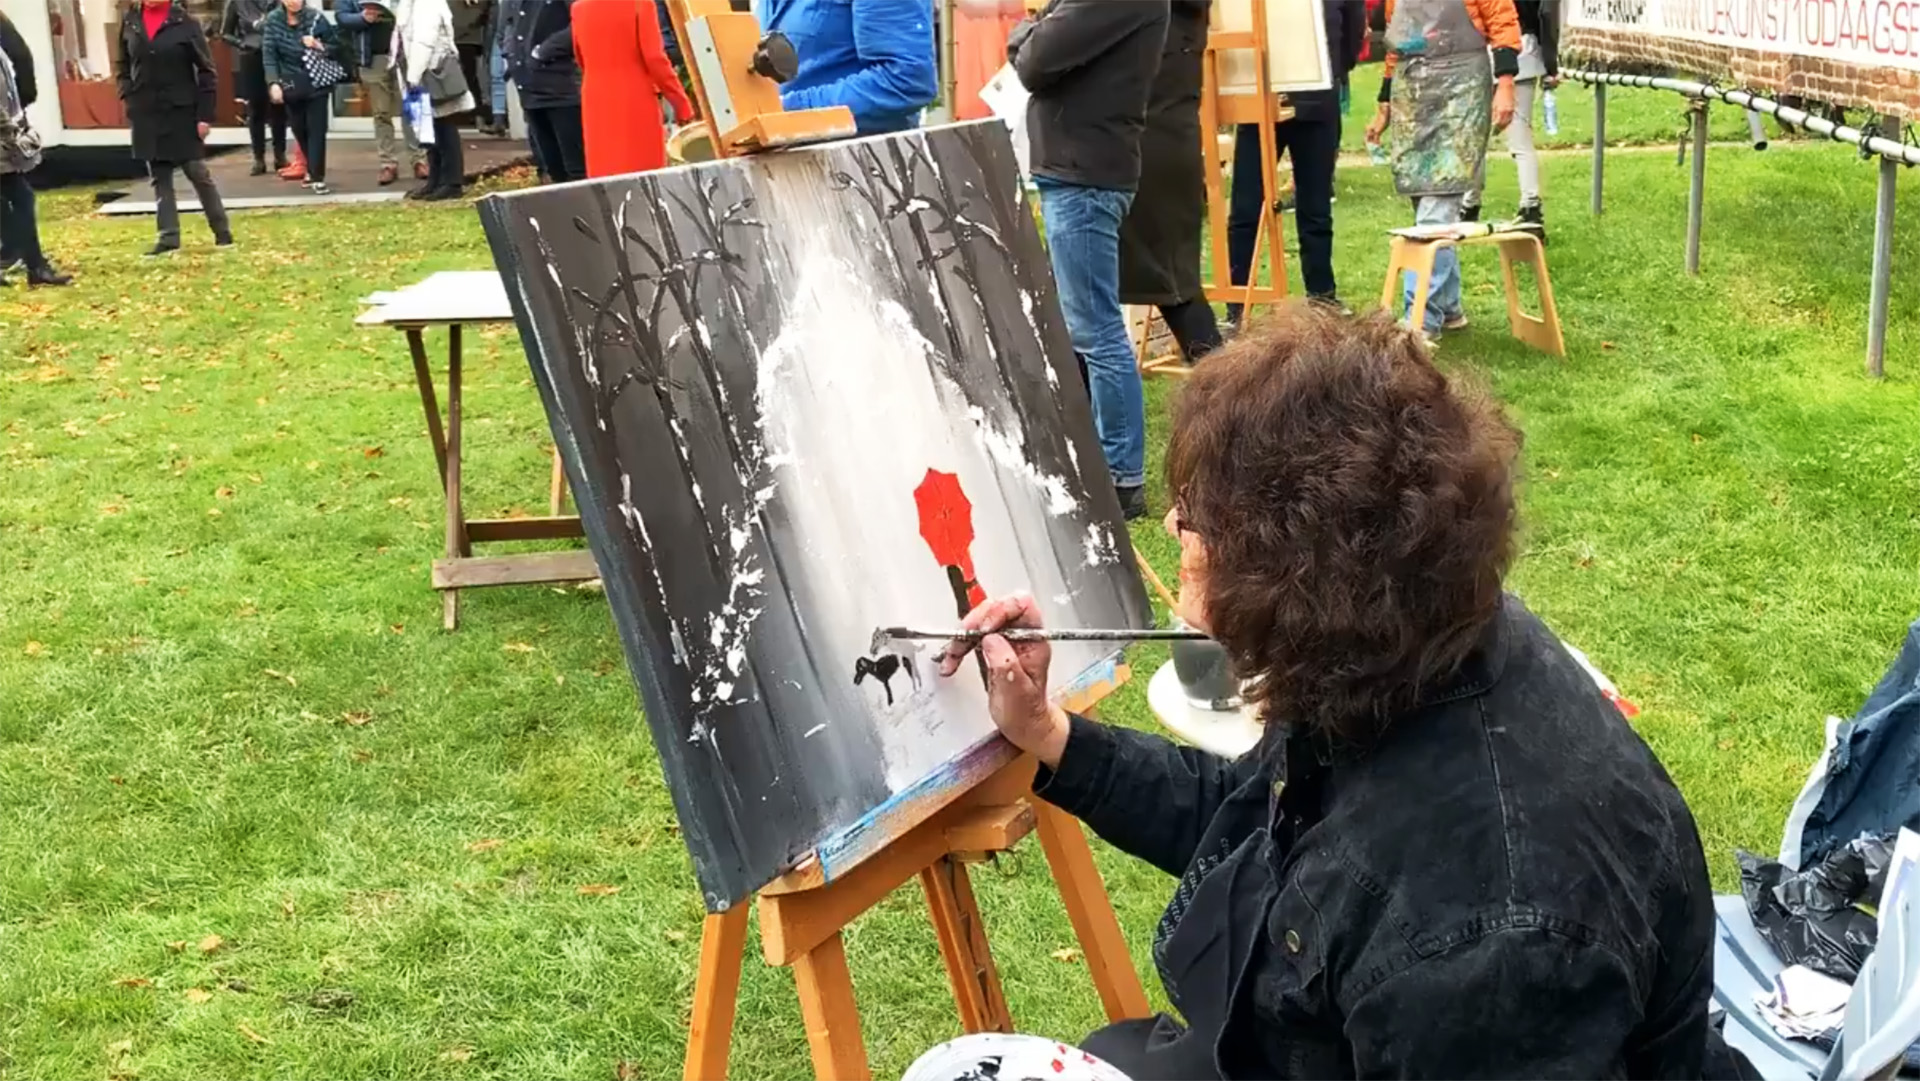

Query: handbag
left=420, top=52, right=468, bottom=105
left=284, top=20, right=347, bottom=103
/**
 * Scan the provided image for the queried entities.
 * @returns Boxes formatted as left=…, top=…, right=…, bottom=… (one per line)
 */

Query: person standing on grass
left=1117, top=0, right=1220, bottom=367
left=763, top=0, right=937, bottom=136
left=338, top=0, right=429, bottom=187
left=219, top=0, right=291, bottom=176
left=1010, top=0, right=1168, bottom=521
left=0, top=11, right=71, bottom=288
left=120, top=0, right=234, bottom=257
left=500, top=0, right=585, bottom=183
left=543, top=0, right=694, bottom=178
left=1224, top=0, right=1366, bottom=328
left=397, top=0, right=473, bottom=201
left=1364, top=0, right=1520, bottom=344
left=262, top=0, right=340, bottom=195
left=1461, top=0, right=1558, bottom=241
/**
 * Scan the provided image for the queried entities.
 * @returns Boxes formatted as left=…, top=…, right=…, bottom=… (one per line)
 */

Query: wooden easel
left=1134, top=0, right=1294, bottom=379
left=682, top=674, right=1150, bottom=1080
left=651, top=8, right=1152, bottom=1076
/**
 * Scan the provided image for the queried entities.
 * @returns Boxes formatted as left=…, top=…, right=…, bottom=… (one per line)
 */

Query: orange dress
left=573, top=0, right=695, bottom=178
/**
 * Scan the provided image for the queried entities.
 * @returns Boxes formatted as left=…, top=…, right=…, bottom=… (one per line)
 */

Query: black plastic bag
left=1737, top=832, right=1896, bottom=981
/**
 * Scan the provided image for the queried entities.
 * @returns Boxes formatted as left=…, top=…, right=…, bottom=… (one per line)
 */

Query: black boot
left=1516, top=203, right=1547, bottom=245
left=249, top=155, right=268, bottom=176
left=27, top=262, right=73, bottom=287
left=1116, top=484, right=1148, bottom=521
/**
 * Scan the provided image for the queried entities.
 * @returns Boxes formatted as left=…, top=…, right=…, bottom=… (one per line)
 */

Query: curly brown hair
left=1166, top=306, right=1522, bottom=745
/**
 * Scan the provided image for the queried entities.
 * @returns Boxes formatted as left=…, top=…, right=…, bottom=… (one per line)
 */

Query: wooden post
left=683, top=908, right=751, bottom=1081
left=442, top=325, right=466, bottom=631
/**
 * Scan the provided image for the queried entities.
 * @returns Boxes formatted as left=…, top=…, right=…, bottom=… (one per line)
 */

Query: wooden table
left=357, top=271, right=599, bottom=630
left=1145, top=660, right=1262, bottom=758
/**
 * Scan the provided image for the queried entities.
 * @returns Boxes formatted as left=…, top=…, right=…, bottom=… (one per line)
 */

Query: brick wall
left=1563, top=28, right=1920, bottom=119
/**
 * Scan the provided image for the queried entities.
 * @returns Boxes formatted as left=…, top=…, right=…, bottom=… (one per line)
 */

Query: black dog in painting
left=853, top=652, right=922, bottom=707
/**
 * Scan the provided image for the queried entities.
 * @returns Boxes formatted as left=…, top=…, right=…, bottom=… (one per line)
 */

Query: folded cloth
left=1754, top=964, right=1851, bottom=1041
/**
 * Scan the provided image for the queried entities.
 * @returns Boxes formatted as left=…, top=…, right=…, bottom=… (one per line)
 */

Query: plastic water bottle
left=1542, top=89, right=1559, bottom=135
left=1367, top=139, right=1388, bottom=166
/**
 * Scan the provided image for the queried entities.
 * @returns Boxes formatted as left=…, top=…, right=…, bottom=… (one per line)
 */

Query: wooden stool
left=1379, top=231, right=1566, bottom=356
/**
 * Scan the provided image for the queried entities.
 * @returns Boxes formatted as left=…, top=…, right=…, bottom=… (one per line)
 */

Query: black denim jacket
left=1036, top=598, right=1719, bottom=1078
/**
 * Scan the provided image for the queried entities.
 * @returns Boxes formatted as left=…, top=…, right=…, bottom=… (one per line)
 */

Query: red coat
left=574, top=0, right=694, bottom=177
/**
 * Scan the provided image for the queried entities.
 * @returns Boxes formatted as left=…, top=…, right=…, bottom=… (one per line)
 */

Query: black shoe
left=1460, top=203, right=1482, bottom=223
left=1515, top=203, right=1547, bottom=245
left=27, top=262, right=73, bottom=286
left=405, top=183, right=435, bottom=201
left=418, top=186, right=463, bottom=202
left=249, top=156, right=268, bottom=176
left=1116, top=484, right=1148, bottom=521
left=214, top=234, right=235, bottom=249
left=145, top=243, right=179, bottom=258
left=272, top=154, right=290, bottom=172
left=1308, top=293, right=1354, bottom=317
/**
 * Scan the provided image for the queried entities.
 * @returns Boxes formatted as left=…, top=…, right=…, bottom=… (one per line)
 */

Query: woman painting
left=1116, top=0, right=1217, bottom=365
left=119, top=0, right=234, bottom=256
left=261, top=0, right=339, bottom=195
left=547, top=0, right=693, bottom=178
left=397, top=0, right=474, bottom=201
left=939, top=309, right=1742, bottom=1078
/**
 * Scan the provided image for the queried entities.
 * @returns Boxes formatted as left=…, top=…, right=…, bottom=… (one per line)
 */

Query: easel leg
left=549, top=445, right=568, bottom=516
left=683, top=907, right=751, bottom=1081
left=404, top=327, right=449, bottom=490
left=443, top=324, right=468, bottom=631
left=793, top=932, right=871, bottom=1081
left=920, top=856, right=1012, bottom=1034
left=1030, top=800, right=1150, bottom=1023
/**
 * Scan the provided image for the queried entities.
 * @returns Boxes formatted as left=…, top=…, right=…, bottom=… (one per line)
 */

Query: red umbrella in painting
left=914, top=468, right=987, bottom=617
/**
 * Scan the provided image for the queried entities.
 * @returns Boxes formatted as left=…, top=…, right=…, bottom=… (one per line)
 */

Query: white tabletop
left=1145, top=660, right=1263, bottom=759
left=356, top=270, right=513, bottom=327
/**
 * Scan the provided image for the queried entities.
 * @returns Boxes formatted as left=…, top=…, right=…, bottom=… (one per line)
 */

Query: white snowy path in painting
left=745, top=156, right=1121, bottom=792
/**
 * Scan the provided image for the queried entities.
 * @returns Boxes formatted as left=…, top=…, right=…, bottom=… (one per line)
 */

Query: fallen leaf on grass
left=166, top=940, right=187, bottom=953
left=502, top=642, right=535, bottom=654
left=1049, top=947, right=1081, bottom=963
left=615, top=1061, right=638, bottom=1081
left=237, top=1022, right=270, bottom=1045
left=663, top=929, right=686, bottom=943
left=390, top=624, right=405, bottom=634
left=198, top=934, right=224, bottom=954
left=577, top=884, right=621, bottom=897
left=351, top=749, right=374, bottom=763
left=1600, top=340, right=1616, bottom=350
left=363, top=446, right=385, bottom=459
left=100, top=502, right=126, bottom=516
left=215, top=486, right=234, bottom=500
left=342, top=710, right=372, bottom=727
left=441, top=1046, right=473, bottom=1063
left=466, top=838, right=504, bottom=854
left=262, top=670, right=297, bottom=688
left=207, top=508, right=222, bottom=518
left=114, top=977, right=153, bottom=989
left=23, top=641, right=44, bottom=657
left=308, top=987, right=355, bottom=1011
left=281, top=896, right=296, bottom=917
left=184, top=988, right=213, bottom=1004
left=108, top=1039, right=133, bottom=1055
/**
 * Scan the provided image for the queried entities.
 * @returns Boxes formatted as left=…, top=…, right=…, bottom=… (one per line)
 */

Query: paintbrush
left=871, top=626, right=1208, bottom=654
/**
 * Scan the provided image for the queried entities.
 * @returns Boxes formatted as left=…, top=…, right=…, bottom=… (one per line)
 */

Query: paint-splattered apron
left=1386, top=0, right=1492, bottom=197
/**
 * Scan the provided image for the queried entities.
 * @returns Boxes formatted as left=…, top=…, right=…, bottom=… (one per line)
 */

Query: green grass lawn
left=4, top=116, right=1919, bottom=1079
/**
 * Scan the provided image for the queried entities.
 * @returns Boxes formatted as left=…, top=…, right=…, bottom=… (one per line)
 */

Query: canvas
left=479, top=120, right=1151, bottom=911
left=1212, top=0, right=1333, bottom=96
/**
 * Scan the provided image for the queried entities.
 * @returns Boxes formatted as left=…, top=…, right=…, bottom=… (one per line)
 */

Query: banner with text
left=1570, top=0, right=1920, bottom=71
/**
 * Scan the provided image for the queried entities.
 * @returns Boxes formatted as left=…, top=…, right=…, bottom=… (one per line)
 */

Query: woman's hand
left=269, top=83, right=284, bottom=104
left=196, top=120, right=210, bottom=140
left=301, top=33, right=321, bottom=49
left=938, top=593, right=1070, bottom=768
left=1492, top=77, right=1516, bottom=130
left=1364, top=102, right=1390, bottom=144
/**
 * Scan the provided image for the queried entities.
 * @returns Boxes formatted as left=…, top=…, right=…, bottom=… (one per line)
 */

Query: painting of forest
left=479, top=121, right=1150, bottom=911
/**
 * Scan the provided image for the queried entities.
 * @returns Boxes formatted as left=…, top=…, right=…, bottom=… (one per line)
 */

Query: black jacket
left=118, top=3, right=218, bottom=164
left=1039, top=598, right=1724, bottom=1078
left=217, top=0, right=276, bottom=52
left=1009, top=0, right=1168, bottom=192
left=1117, top=0, right=1206, bottom=305
left=498, top=0, right=578, bottom=109
left=0, top=11, right=36, bottom=108
left=1518, top=0, right=1561, bottom=77
left=1288, top=0, right=1368, bottom=123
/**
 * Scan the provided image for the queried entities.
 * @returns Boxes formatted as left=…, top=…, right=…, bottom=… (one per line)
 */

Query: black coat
left=498, top=0, right=578, bottom=109
left=1009, top=0, right=1167, bottom=192
left=1118, top=0, right=1207, bottom=305
left=118, top=3, right=218, bottom=164
left=0, top=11, right=37, bottom=107
left=1039, top=598, right=1732, bottom=1078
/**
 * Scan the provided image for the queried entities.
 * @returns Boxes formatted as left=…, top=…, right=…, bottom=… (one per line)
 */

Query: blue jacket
left=764, top=0, right=935, bottom=135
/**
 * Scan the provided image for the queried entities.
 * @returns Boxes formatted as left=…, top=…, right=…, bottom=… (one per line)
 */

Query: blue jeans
left=1403, top=194, right=1465, bottom=333
left=489, top=39, right=508, bottom=122
left=1036, top=176, right=1144, bottom=488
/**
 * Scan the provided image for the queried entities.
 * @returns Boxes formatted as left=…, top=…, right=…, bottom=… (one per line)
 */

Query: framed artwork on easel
left=1211, top=0, right=1333, bottom=95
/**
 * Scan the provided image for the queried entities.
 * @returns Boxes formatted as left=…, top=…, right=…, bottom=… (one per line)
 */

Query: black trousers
left=287, top=94, right=330, bottom=181
left=1228, top=115, right=1341, bottom=320
left=1158, top=298, right=1222, bottom=363
left=1082, top=1014, right=1221, bottom=1081
left=457, top=43, right=490, bottom=122
left=237, top=49, right=287, bottom=162
left=150, top=159, right=232, bottom=246
left=525, top=104, right=586, bottom=182
left=0, top=173, right=43, bottom=268
left=428, top=116, right=465, bottom=191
